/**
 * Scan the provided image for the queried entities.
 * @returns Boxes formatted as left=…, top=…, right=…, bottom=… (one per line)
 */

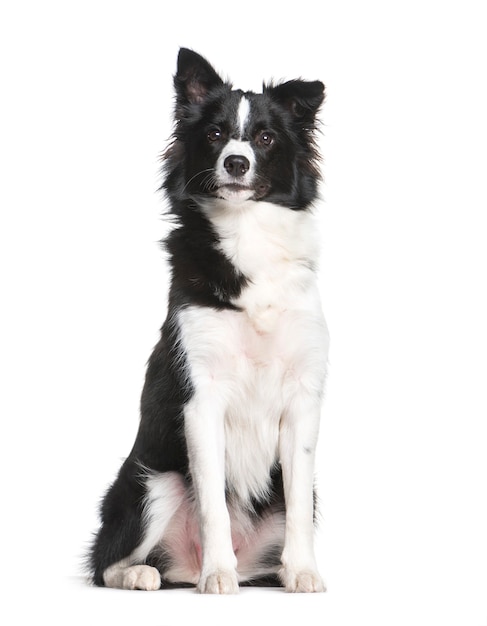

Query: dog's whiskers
left=182, top=168, right=215, bottom=193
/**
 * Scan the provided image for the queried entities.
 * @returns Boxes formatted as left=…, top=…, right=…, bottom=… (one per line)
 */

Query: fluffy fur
left=89, top=48, right=328, bottom=593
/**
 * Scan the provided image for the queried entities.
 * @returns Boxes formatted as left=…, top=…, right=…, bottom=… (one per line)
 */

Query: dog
left=89, top=48, right=328, bottom=594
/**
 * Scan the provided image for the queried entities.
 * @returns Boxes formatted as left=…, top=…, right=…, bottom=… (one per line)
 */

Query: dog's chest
left=180, top=201, right=325, bottom=503
left=209, top=200, right=319, bottom=332
left=180, top=301, right=323, bottom=504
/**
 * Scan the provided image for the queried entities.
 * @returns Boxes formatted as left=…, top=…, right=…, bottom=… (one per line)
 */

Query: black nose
left=224, top=155, right=250, bottom=178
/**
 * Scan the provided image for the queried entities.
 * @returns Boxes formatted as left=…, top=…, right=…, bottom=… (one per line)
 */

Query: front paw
left=197, top=569, right=239, bottom=594
left=279, top=566, right=326, bottom=593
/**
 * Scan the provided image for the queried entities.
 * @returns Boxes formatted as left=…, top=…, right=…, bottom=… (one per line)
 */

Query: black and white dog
left=89, top=48, right=328, bottom=594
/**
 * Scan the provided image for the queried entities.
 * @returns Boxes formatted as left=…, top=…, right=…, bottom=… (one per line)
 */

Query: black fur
left=88, top=48, right=324, bottom=589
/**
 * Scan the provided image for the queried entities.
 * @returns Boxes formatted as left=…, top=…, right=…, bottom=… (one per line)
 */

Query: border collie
left=89, top=48, right=328, bottom=594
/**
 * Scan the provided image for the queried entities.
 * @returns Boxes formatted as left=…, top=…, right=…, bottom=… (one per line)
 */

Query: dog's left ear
left=174, top=48, right=225, bottom=112
left=266, top=80, right=325, bottom=123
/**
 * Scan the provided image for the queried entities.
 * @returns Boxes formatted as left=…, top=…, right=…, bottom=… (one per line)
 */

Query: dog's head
left=164, top=48, right=324, bottom=211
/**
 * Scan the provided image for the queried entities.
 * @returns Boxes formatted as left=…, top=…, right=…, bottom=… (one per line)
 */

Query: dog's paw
left=279, top=567, right=326, bottom=593
left=197, top=569, right=239, bottom=594
left=121, top=565, right=161, bottom=591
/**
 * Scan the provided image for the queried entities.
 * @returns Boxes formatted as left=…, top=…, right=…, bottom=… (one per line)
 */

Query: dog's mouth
left=215, top=184, right=254, bottom=202
left=215, top=183, right=270, bottom=202
left=220, top=183, right=251, bottom=192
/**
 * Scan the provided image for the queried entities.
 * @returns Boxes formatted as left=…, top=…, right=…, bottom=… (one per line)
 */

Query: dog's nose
left=224, top=155, right=250, bottom=178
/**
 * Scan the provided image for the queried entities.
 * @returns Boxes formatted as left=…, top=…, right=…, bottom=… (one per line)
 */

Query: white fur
left=103, top=563, right=161, bottom=591
left=205, top=199, right=322, bottom=329
left=237, top=96, right=250, bottom=136
left=179, top=199, right=329, bottom=592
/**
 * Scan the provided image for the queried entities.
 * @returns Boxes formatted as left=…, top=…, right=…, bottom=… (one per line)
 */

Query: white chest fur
left=206, top=199, right=322, bottom=332
left=179, top=200, right=329, bottom=504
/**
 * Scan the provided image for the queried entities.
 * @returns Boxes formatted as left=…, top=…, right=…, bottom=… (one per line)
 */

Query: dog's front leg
left=279, top=391, right=325, bottom=593
left=184, top=390, right=239, bottom=594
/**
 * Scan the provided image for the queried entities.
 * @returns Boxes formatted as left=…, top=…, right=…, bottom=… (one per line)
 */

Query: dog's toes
left=197, top=569, right=239, bottom=594
left=122, top=565, right=161, bottom=591
left=280, top=567, right=326, bottom=593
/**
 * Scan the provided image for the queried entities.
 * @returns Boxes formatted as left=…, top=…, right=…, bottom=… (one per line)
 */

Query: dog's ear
left=266, top=80, right=325, bottom=123
left=174, top=48, right=224, bottom=111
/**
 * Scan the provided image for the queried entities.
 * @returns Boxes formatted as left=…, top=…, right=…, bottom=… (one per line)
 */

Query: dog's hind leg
left=90, top=465, right=187, bottom=590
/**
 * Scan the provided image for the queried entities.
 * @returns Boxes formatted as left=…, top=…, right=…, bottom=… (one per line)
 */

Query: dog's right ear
left=174, top=48, right=224, bottom=113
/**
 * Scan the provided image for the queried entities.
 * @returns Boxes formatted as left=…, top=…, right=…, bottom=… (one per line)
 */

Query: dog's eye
left=208, top=129, right=222, bottom=142
left=256, top=131, right=274, bottom=147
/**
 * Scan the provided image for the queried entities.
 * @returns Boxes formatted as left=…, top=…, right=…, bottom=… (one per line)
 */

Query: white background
left=1, top=1, right=486, bottom=625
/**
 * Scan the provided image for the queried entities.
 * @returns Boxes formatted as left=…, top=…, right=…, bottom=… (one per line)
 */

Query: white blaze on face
left=237, top=96, right=251, bottom=137
left=214, top=95, right=256, bottom=201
